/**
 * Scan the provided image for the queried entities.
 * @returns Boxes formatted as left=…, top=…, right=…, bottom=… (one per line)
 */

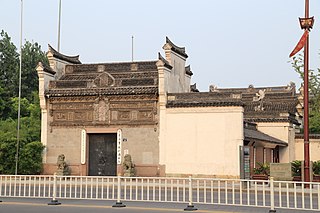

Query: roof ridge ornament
left=48, top=44, right=81, bottom=64
left=253, top=89, right=266, bottom=111
left=158, top=52, right=172, bottom=69
left=164, top=37, right=188, bottom=58
left=185, top=65, right=193, bottom=76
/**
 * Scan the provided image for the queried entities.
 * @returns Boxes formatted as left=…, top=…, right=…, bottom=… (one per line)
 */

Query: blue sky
left=1, top=0, right=320, bottom=91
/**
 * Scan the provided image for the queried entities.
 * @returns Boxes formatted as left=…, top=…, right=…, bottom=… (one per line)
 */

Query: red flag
left=289, top=30, right=309, bottom=57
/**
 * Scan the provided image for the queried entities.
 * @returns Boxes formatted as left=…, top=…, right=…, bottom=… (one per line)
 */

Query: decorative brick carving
left=93, top=72, right=115, bottom=87
left=118, top=111, right=131, bottom=120
left=49, top=94, right=157, bottom=126
left=138, top=111, right=153, bottom=121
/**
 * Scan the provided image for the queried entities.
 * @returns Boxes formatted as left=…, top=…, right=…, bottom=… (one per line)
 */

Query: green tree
left=21, top=41, right=48, bottom=101
left=0, top=30, right=19, bottom=119
left=291, top=54, right=320, bottom=133
left=0, top=30, right=45, bottom=174
left=0, top=94, right=42, bottom=174
left=19, top=141, right=44, bottom=175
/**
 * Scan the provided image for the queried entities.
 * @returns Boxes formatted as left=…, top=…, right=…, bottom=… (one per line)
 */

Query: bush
left=253, top=162, right=270, bottom=175
left=0, top=138, right=17, bottom=174
left=291, top=160, right=302, bottom=176
left=18, top=141, right=44, bottom=175
left=313, top=160, right=320, bottom=175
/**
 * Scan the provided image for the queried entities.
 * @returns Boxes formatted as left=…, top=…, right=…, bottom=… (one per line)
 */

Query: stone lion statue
left=122, top=154, right=135, bottom=177
left=56, top=154, right=70, bottom=176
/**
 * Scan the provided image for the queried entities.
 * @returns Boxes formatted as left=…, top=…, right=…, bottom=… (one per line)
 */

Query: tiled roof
left=48, top=44, right=81, bottom=64
left=47, top=60, right=159, bottom=96
left=46, top=86, right=158, bottom=96
left=66, top=61, right=158, bottom=73
left=295, top=134, right=320, bottom=139
left=209, top=84, right=299, bottom=124
left=166, top=92, right=243, bottom=108
left=244, top=128, right=287, bottom=146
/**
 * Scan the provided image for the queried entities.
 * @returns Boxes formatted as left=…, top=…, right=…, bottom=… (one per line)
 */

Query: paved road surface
left=0, top=198, right=315, bottom=213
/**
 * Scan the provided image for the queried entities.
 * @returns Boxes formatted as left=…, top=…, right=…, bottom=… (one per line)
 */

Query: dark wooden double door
left=89, top=134, right=117, bottom=176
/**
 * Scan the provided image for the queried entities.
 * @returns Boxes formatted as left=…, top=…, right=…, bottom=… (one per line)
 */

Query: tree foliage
left=0, top=30, right=46, bottom=174
left=291, top=54, right=320, bottom=133
left=21, top=41, right=48, bottom=100
left=0, top=30, right=19, bottom=119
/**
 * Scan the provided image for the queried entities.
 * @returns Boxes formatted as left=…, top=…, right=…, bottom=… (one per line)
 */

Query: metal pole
left=131, top=35, right=134, bottom=62
left=303, top=0, right=310, bottom=183
left=57, top=0, right=62, bottom=52
left=269, top=177, right=276, bottom=212
left=184, top=176, right=197, bottom=211
left=48, top=173, right=61, bottom=205
left=112, top=176, right=126, bottom=207
left=15, top=0, right=23, bottom=176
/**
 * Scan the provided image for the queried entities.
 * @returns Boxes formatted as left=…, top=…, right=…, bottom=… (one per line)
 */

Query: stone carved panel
left=65, top=65, right=74, bottom=74
left=110, top=102, right=154, bottom=109
left=118, top=111, right=131, bottom=120
left=93, top=98, right=108, bottom=122
left=138, top=111, right=153, bottom=121
left=53, top=111, right=93, bottom=123
left=111, top=111, right=118, bottom=121
left=50, top=99, right=95, bottom=125
left=97, top=65, right=105, bottom=72
left=52, top=103, right=93, bottom=110
left=54, top=112, right=68, bottom=121
left=93, top=72, right=115, bottom=87
left=131, top=111, right=138, bottom=120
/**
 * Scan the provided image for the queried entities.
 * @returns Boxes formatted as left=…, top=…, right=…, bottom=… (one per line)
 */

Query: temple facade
left=37, top=37, right=300, bottom=178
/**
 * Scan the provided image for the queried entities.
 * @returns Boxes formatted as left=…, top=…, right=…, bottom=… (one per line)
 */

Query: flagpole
left=15, top=0, right=23, bottom=175
left=57, top=0, right=62, bottom=52
left=303, top=0, right=311, bottom=183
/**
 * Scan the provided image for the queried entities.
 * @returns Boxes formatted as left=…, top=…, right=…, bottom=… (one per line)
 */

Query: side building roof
left=166, top=92, right=243, bottom=108
left=209, top=83, right=299, bottom=124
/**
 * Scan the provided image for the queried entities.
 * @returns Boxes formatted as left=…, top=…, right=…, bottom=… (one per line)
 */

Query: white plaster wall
left=256, top=122, right=290, bottom=142
left=37, top=65, right=55, bottom=163
left=160, top=107, right=244, bottom=177
left=163, top=50, right=189, bottom=93
left=295, top=138, right=320, bottom=161
left=256, top=122, right=295, bottom=162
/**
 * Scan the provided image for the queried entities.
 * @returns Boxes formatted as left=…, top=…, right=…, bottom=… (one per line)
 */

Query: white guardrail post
left=112, top=175, right=126, bottom=207
left=184, top=176, right=197, bottom=211
left=269, top=177, right=276, bottom=213
left=48, top=173, right=61, bottom=205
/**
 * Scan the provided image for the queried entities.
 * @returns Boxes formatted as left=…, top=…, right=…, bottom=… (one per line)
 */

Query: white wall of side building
left=160, top=106, right=244, bottom=178
left=256, top=122, right=295, bottom=162
left=295, top=138, right=320, bottom=161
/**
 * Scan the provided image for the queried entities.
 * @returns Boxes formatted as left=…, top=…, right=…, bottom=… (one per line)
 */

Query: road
left=0, top=198, right=315, bottom=213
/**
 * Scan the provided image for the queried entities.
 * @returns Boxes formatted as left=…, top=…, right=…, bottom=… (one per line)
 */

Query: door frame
left=84, top=128, right=121, bottom=176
